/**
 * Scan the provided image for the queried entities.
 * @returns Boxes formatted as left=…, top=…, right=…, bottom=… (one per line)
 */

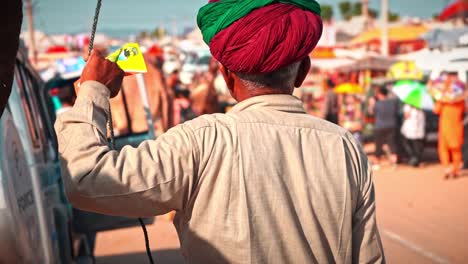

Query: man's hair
left=378, top=86, right=389, bottom=96
left=57, top=84, right=76, bottom=104
left=442, top=70, right=457, bottom=76
left=235, top=62, right=301, bottom=90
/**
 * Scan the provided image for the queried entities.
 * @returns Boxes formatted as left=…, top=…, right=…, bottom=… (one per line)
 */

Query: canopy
left=397, top=48, right=468, bottom=80
left=350, top=25, right=429, bottom=45
left=422, top=27, right=468, bottom=49
left=146, top=44, right=164, bottom=57
left=310, top=58, right=354, bottom=70
left=387, top=61, right=424, bottom=81
left=438, top=0, right=468, bottom=21
left=336, top=55, right=397, bottom=72
left=311, top=47, right=335, bottom=59
left=334, top=83, right=364, bottom=94
left=46, top=45, right=68, bottom=53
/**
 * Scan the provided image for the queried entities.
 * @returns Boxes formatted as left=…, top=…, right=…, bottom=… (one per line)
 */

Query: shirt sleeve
left=352, top=165, right=386, bottom=263
left=344, top=133, right=386, bottom=263
left=373, top=102, right=379, bottom=117
left=54, top=81, right=199, bottom=217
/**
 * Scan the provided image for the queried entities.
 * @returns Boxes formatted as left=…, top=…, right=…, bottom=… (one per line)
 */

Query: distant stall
left=350, top=24, right=429, bottom=55
left=438, top=0, right=468, bottom=22
left=398, top=47, right=468, bottom=82
left=310, top=47, right=354, bottom=70
left=422, top=26, right=468, bottom=50
left=336, top=55, right=397, bottom=72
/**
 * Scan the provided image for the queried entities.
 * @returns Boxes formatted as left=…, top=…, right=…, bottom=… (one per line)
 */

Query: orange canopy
left=351, top=25, right=429, bottom=45
left=311, top=47, right=336, bottom=59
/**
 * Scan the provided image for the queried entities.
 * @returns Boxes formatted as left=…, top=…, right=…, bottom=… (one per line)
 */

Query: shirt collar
left=229, top=94, right=306, bottom=114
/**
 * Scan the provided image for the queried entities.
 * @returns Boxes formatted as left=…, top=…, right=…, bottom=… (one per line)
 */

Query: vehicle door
left=10, top=57, right=73, bottom=263
left=42, top=74, right=155, bottom=236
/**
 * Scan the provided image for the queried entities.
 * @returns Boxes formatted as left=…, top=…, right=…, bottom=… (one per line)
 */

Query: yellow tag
left=107, top=43, right=147, bottom=74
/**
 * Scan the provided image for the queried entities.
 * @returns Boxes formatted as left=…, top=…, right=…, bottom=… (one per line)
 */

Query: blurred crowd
left=317, top=71, right=467, bottom=179
left=51, top=43, right=468, bottom=179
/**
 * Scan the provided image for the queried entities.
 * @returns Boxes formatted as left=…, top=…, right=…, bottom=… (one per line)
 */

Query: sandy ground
left=94, top=162, right=468, bottom=264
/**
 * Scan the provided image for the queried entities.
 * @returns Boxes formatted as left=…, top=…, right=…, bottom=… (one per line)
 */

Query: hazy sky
left=28, top=0, right=452, bottom=36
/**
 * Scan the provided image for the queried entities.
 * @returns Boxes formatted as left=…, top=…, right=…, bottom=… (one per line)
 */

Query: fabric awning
left=438, top=0, right=468, bottom=21
left=351, top=25, right=429, bottom=45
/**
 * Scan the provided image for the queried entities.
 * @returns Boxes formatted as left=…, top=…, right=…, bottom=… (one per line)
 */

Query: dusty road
left=95, top=164, right=468, bottom=264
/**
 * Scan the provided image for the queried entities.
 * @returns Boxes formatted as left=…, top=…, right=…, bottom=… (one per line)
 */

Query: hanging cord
left=87, top=1, right=154, bottom=263
left=87, top=0, right=116, bottom=150
left=87, top=0, right=102, bottom=57
left=139, top=218, right=155, bottom=263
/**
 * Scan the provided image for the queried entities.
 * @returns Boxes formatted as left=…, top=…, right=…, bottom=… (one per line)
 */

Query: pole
left=136, top=73, right=155, bottom=139
left=380, top=0, right=389, bottom=56
left=362, top=0, right=369, bottom=19
left=26, top=0, right=38, bottom=65
left=362, top=0, right=370, bottom=30
left=172, top=18, right=177, bottom=39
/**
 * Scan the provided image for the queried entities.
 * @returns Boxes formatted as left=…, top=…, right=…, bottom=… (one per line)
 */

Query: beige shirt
left=55, top=81, right=385, bottom=264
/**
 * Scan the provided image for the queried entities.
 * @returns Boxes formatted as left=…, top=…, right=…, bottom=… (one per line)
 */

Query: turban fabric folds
left=197, top=0, right=323, bottom=74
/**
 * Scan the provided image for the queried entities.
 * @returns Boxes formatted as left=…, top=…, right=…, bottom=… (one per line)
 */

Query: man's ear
left=219, top=64, right=235, bottom=93
left=294, top=57, right=311, bottom=88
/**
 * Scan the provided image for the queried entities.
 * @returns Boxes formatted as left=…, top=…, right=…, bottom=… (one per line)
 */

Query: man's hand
left=80, top=50, right=124, bottom=98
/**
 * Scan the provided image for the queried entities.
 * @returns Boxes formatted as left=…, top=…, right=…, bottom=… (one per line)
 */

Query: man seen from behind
left=55, top=0, right=385, bottom=263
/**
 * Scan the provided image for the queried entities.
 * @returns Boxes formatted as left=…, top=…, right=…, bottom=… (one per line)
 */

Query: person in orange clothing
left=434, top=79, right=466, bottom=179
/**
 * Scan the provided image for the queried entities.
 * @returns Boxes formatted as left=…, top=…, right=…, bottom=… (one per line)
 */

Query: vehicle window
left=24, top=68, right=57, bottom=149
left=43, top=77, right=149, bottom=140
left=198, top=56, right=212, bottom=65
left=14, top=63, right=46, bottom=149
left=185, top=54, right=197, bottom=64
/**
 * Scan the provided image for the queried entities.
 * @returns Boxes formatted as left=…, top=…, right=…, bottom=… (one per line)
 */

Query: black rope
left=88, top=0, right=102, bottom=57
left=87, top=0, right=116, bottom=150
left=139, top=218, right=155, bottom=264
left=87, top=1, right=154, bottom=263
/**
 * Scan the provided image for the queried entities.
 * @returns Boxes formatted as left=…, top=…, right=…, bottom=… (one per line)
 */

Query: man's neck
left=236, top=88, right=293, bottom=102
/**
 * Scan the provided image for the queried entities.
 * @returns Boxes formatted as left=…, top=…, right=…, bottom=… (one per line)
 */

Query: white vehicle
left=1, top=46, right=156, bottom=263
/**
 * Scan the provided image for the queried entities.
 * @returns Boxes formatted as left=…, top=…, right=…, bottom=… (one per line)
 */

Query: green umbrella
left=392, top=81, right=434, bottom=110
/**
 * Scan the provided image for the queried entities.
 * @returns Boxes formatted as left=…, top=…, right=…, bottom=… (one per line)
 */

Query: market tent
left=309, top=47, right=355, bottom=70
left=46, top=45, right=68, bottom=53
left=396, top=49, right=447, bottom=73
left=398, top=47, right=468, bottom=74
left=399, top=47, right=468, bottom=82
left=438, top=0, right=468, bottom=21
left=334, top=83, right=364, bottom=94
left=350, top=24, right=430, bottom=45
left=310, top=58, right=354, bottom=70
left=336, top=55, right=397, bottom=72
left=387, top=61, right=424, bottom=81
left=422, top=26, right=468, bottom=49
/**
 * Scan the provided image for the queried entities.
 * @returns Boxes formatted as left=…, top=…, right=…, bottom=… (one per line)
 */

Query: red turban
left=198, top=1, right=323, bottom=74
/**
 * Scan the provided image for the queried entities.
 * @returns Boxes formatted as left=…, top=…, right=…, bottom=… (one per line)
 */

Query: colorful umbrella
left=392, top=81, right=434, bottom=110
left=334, top=83, right=364, bottom=94
left=387, top=61, right=424, bottom=81
left=428, top=77, right=466, bottom=103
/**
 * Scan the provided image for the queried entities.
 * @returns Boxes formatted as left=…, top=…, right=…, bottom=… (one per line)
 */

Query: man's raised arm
left=54, top=51, right=198, bottom=217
